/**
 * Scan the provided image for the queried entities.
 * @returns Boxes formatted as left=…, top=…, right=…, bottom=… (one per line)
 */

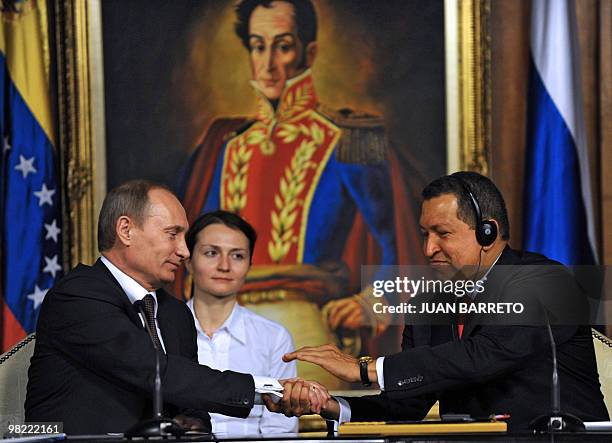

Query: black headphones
left=457, top=178, right=497, bottom=247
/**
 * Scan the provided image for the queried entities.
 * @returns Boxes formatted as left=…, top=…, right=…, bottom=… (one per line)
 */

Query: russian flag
left=523, top=0, right=597, bottom=265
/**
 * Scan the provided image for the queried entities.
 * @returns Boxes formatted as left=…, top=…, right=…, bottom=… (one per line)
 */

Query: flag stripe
left=2, top=303, right=25, bottom=351
left=0, top=1, right=55, bottom=145
left=1, top=0, right=62, bottom=351
left=523, top=0, right=597, bottom=266
left=2, top=53, right=59, bottom=333
left=530, top=0, right=597, bottom=262
left=523, top=59, right=593, bottom=265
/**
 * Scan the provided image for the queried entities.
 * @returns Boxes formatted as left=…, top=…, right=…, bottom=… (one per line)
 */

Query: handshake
left=262, top=343, right=374, bottom=420
left=262, top=378, right=339, bottom=419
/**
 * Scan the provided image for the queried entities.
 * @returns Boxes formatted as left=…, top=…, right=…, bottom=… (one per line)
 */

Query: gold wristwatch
left=358, top=356, right=373, bottom=387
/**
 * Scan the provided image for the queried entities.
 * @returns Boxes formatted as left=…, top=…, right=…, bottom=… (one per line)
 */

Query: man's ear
left=305, top=41, right=317, bottom=68
left=116, top=216, right=132, bottom=246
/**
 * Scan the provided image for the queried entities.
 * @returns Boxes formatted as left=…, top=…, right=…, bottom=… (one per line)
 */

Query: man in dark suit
left=25, top=180, right=324, bottom=434
left=277, top=171, right=608, bottom=430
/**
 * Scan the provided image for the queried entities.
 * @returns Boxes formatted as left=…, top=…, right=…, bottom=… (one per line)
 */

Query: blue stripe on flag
left=1, top=52, right=63, bottom=334
left=523, top=57, right=594, bottom=265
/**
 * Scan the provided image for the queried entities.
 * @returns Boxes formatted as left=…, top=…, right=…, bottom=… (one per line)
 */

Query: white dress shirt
left=187, top=299, right=298, bottom=435
left=100, top=255, right=166, bottom=352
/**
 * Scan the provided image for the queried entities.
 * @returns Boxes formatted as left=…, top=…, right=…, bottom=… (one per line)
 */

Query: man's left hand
left=324, top=297, right=362, bottom=330
left=283, top=344, right=361, bottom=383
left=174, top=414, right=208, bottom=432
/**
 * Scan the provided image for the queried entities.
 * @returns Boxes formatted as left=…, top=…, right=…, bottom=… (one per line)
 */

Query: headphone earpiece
left=476, top=220, right=497, bottom=247
left=457, top=177, right=498, bottom=247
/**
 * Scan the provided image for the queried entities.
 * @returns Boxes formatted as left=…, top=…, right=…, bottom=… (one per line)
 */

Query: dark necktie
left=142, top=294, right=163, bottom=351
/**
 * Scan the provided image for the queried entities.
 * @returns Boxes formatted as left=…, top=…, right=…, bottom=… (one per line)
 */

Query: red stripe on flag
left=2, top=303, right=26, bottom=352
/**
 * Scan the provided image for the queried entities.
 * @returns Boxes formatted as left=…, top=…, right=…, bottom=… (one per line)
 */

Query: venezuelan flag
left=0, top=0, right=63, bottom=351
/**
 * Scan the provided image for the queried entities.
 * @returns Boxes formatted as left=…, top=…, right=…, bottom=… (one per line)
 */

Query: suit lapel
left=460, top=246, right=517, bottom=339
left=92, top=258, right=143, bottom=328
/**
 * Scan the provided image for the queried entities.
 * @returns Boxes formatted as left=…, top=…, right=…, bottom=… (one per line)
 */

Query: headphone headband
left=454, top=177, right=497, bottom=247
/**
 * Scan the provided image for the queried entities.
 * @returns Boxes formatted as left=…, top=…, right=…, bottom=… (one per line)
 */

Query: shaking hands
left=264, top=343, right=379, bottom=420
left=263, top=378, right=339, bottom=420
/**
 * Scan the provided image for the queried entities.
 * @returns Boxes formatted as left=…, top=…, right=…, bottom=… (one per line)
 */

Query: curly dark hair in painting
left=234, top=0, right=317, bottom=50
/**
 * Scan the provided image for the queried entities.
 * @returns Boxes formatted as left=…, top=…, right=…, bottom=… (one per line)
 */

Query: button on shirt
left=100, top=256, right=166, bottom=353
left=187, top=299, right=298, bottom=435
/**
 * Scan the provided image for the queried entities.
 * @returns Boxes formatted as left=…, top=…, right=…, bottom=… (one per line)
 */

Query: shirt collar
left=100, top=255, right=158, bottom=308
left=186, top=298, right=247, bottom=345
left=481, top=249, right=504, bottom=281
left=467, top=250, right=504, bottom=300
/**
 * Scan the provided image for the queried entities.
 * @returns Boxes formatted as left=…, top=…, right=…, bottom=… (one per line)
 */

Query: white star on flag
left=14, top=154, right=37, bottom=178
left=43, top=255, right=62, bottom=278
left=44, top=219, right=62, bottom=243
left=27, top=285, right=49, bottom=310
left=3, top=136, right=11, bottom=152
left=34, top=183, right=55, bottom=206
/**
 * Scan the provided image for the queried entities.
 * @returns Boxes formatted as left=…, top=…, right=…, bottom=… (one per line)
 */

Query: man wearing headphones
left=272, top=171, right=608, bottom=431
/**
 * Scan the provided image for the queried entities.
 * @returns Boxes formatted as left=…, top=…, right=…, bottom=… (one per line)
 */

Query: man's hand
left=325, top=297, right=363, bottom=330
left=283, top=344, right=363, bottom=383
left=324, top=295, right=388, bottom=335
left=263, top=378, right=332, bottom=417
left=173, top=414, right=208, bottom=432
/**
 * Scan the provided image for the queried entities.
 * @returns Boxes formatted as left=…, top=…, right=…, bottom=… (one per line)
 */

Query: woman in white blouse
left=185, top=210, right=298, bottom=436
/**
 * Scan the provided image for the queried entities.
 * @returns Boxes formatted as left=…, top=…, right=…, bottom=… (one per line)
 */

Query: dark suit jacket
left=25, top=259, right=255, bottom=434
left=346, top=247, right=608, bottom=431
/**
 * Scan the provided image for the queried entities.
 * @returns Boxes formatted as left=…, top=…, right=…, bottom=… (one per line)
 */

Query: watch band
left=359, top=356, right=373, bottom=386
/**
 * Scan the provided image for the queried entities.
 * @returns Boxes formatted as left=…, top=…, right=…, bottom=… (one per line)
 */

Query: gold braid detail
left=224, top=136, right=254, bottom=212
left=254, top=82, right=314, bottom=157
left=277, top=82, right=313, bottom=121
left=268, top=121, right=325, bottom=263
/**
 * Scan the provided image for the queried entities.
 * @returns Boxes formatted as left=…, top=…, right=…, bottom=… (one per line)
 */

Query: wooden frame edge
left=55, top=0, right=105, bottom=267
left=446, top=0, right=491, bottom=175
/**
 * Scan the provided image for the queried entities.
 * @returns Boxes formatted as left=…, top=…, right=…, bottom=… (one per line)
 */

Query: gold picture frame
left=55, top=0, right=491, bottom=267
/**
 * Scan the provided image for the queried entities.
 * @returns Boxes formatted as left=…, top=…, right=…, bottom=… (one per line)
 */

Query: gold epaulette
left=317, top=104, right=388, bottom=165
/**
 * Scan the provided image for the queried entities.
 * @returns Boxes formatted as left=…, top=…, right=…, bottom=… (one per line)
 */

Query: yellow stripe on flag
left=0, top=0, right=55, bottom=146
